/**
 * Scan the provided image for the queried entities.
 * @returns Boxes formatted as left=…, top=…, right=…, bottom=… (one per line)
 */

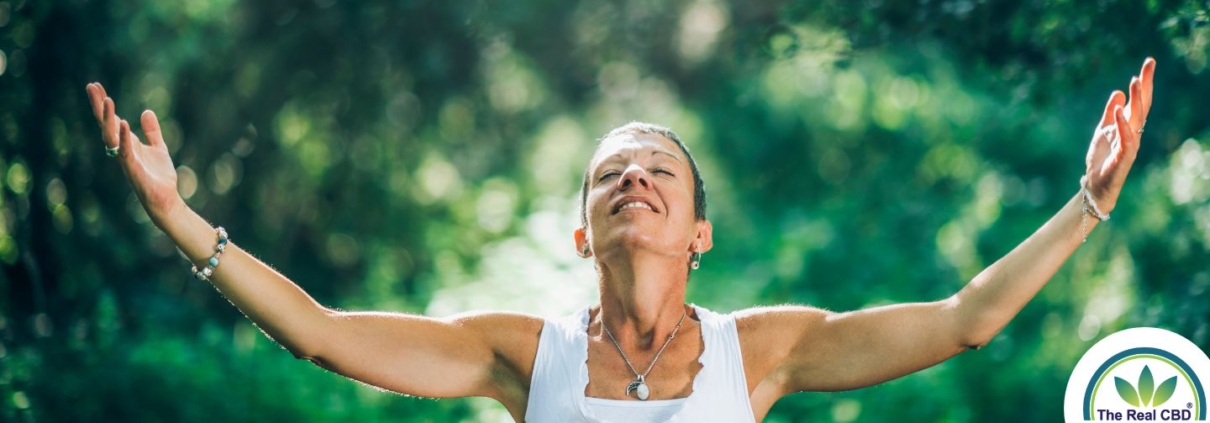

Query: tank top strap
left=525, top=308, right=592, bottom=422
left=669, top=305, right=755, bottom=422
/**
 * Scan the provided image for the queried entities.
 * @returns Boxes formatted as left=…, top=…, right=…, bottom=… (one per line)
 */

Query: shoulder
left=450, top=311, right=548, bottom=408
left=450, top=311, right=546, bottom=359
left=732, top=305, right=834, bottom=394
left=450, top=310, right=547, bottom=330
left=733, top=304, right=831, bottom=341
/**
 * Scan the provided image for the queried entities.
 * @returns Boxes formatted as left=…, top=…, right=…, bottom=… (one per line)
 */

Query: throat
left=595, top=252, right=692, bottom=334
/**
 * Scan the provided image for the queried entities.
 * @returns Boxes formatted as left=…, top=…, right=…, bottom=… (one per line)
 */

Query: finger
left=86, top=83, right=104, bottom=124
left=1127, top=76, right=1142, bottom=124
left=1113, top=105, right=1138, bottom=162
left=140, top=110, right=165, bottom=147
left=93, top=82, right=109, bottom=100
left=1099, top=91, right=1126, bottom=128
left=1140, top=57, right=1156, bottom=108
left=119, top=119, right=138, bottom=164
left=103, top=97, right=119, bottom=148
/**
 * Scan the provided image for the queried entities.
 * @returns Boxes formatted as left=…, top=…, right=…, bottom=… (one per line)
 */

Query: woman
left=83, top=58, right=1155, bottom=422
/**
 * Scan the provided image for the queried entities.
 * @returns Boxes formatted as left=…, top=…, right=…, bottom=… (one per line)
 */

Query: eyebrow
left=599, top=150, right=683, bottom=166
left=653, top=150, right=683, bottom=163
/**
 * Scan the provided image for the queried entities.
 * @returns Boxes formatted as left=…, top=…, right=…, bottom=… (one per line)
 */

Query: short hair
left=579, top=122, right=707, bottom=227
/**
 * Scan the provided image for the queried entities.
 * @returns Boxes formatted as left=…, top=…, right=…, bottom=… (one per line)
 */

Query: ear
left=574, top=227, right=593, bottom=258
left=693, top=220, right=714, bottom=253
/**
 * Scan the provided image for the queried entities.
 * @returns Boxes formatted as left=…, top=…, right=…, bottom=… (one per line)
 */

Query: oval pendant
left=625, top=379, right=651, bottom=401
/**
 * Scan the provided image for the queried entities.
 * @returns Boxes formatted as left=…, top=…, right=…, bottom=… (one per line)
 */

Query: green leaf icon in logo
left=1115, top=365, right=1180, bottom=408
left=1140, top=366, right=1155, bottom=406
left=1152, top=376, right=1177, bottom=407
left=1117, top=376, right=1141, bottom=407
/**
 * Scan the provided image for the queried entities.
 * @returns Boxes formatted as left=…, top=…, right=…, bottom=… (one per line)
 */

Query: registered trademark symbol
left=1189, top=402, right=1194, bottom=409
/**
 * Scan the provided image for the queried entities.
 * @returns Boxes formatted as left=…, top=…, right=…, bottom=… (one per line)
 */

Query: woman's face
left=581, top=132, right=704, bottom=261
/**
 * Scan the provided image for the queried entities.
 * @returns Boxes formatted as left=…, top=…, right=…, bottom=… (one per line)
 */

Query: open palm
left=86, top=83, right=184, bottom=224
left=1084, top=58, right=1156, bottom=214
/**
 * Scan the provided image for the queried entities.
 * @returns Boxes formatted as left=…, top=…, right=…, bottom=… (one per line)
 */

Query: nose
left=618, top=164, right=651, bottom=191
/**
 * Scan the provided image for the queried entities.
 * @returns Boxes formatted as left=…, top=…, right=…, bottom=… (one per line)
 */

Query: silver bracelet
left=1079, top=179, right=1110, bottom=243
left=1081, top=188, right=1110, bottom=222
left=191, top=226, right=228, bottom=281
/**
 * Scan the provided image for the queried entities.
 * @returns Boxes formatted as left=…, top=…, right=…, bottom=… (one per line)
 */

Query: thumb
left=141, top=110, right=165, bottom=147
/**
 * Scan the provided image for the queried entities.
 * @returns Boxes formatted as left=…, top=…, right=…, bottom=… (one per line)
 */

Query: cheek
left=586, top=189, right=610, bottom=221
left=659, top=184, right=693, bottom=214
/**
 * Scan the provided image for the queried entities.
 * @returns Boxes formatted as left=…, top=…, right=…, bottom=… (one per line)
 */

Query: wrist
left=150, top=196, right=189, bottom=231
left=152, top=198, right=205, bottom=248
left=1077, top=180, right=1111, bottom=244
left=1079, top=175, right=1116, bottom=216
left=155, top=201, right=226, bottom=266
left=1081, top=187, right=1111, bottom=222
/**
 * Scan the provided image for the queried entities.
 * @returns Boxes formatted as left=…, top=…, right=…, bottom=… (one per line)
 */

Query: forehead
left=590, top=132, right=685, bottom=167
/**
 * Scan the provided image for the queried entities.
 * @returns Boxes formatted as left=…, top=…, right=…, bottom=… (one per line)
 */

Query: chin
left=602, top=227, right=669, bottom=253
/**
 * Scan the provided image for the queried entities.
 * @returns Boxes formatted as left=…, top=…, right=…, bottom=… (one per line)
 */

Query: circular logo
left=1065, top=327, right=1210, bottom=422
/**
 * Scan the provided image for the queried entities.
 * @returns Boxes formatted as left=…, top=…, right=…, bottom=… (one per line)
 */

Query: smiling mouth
left=613, top=200, right=657, bottom=214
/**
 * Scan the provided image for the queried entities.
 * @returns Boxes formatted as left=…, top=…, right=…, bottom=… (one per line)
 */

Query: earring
left=581, top=244, right=591, bottom=257
left=690, top=252, right=701, bottom=270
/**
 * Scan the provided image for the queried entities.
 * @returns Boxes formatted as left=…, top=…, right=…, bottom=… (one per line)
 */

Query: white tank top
left=524, top=305, right=756, bottom=422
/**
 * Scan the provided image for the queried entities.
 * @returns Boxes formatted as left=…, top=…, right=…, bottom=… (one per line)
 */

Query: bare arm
left=741, top=58, right=1156, bottom=397
left=741, top=192, right=1095, bottom=394
left=156, top=204, right=542, bottom=400
left=84, top=84, right=542, bottom=406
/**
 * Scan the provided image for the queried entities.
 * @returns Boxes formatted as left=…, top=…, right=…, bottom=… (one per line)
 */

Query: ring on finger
left=105, top=144, right=120, bottom=157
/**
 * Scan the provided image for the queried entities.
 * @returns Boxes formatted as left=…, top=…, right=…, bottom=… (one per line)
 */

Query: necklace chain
left=601, top=307, right=687, bottom=382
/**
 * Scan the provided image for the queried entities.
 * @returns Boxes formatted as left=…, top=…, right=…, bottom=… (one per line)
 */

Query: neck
left=595, top=249, right=689, bottom=350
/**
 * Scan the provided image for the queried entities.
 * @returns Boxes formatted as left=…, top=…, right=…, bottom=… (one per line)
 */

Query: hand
left=1084, top=58, right=1156, bottom=214
left=86, top=82, right=185, bottom=226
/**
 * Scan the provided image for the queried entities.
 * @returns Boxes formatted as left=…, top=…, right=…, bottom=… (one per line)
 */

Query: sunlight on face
left=584, top=133, right=699, bottom=259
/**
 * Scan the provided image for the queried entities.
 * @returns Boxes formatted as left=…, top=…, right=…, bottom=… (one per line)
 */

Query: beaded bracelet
left=1079, top=178, right=1110, bottom=244
left=191, top=226, right=228, bottom=281
left=1081, top=187, right=1110, bottom=221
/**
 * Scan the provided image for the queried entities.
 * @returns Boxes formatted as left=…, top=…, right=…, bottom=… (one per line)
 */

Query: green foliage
left=1, top=0, right=1208, bottom=421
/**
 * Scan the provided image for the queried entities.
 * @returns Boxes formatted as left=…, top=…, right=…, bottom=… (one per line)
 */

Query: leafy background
left=2, top=0, right=1209, bottom=421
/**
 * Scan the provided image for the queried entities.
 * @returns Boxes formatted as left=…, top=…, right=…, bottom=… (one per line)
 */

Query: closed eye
left=653, top=168, right=674, bottom=176
left=598, top=171, right=620, bottom=182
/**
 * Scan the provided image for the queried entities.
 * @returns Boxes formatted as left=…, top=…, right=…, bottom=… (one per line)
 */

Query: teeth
left=619, top=202, right=653, bottom=212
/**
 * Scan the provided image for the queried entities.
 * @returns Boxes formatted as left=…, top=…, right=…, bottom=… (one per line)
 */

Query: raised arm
left=83, top=83, right=542, bottom=413
left=740, top=58, right=1155, bottom=398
